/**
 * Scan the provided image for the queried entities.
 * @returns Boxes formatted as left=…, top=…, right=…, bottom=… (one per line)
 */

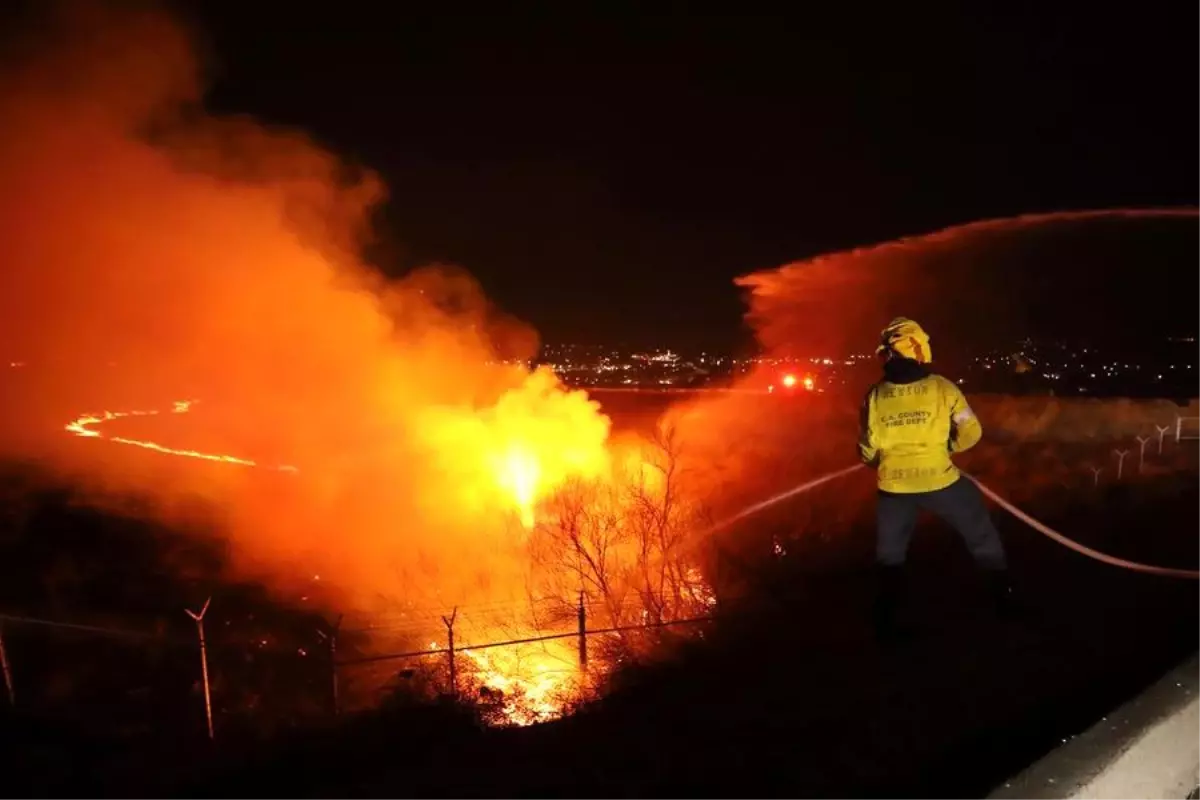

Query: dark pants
left=876, top=477, right=1007, bottom=570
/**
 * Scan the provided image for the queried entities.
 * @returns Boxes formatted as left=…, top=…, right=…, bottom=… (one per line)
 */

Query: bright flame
left=497, top=448, right=540, bottom=528
left=463, top=641, right=579, bottom=726
left=802, top=375, right=815, bottom=391
left=781, top=373, right=798, bottom=388
left=685, top=566, right=718, bottom=609
left=416, top=368, right=613, bottom=528
left=63, top=392, right=611, bottom=523
left=64, top=401, right=297, bottom=471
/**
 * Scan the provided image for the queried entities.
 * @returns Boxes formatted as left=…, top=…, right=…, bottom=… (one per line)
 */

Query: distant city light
left=526, top=339, right=1186, bottom=394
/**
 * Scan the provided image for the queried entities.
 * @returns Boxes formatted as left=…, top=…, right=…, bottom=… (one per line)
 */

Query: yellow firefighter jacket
left=857, top=370, right=982, bottom=494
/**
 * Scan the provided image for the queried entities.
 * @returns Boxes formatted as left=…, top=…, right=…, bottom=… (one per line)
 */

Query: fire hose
left=703, top=464, right=1200, bottom=580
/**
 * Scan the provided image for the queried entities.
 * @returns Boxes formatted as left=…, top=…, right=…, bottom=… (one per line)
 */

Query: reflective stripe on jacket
left=857, top=373, right=982, bottom=494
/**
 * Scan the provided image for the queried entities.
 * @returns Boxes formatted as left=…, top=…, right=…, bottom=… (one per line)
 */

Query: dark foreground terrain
left=0, top=444, right=1195, bottom=797
left=0, top=386, right=1196, bottom=797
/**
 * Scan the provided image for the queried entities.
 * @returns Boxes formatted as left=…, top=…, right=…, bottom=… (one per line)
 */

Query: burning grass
left=61, top=395, right=721, bottom=725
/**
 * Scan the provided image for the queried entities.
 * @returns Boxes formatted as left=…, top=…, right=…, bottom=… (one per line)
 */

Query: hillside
left=0, top=391, right=1195, bottom=795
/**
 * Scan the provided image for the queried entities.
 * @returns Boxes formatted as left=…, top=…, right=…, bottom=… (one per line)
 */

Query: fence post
left=185, top=597, right=214, bottom=741
left=442, top=608, right=458, bottom=697
left=1176, top=416, right=1183, bottom=445
left=1155, top=424, right=1170, bottom=455
left=1113, top=449, right=1129, bottom=482
left=0, top=623, right=13, bottom=706
left=317, top=614, right=343, bottom=717
left=1135, top=436, right=1151, bottom=474
left=577, top=591, right=588, bottom=670
left=1088, top=466, right=1102, bottom=487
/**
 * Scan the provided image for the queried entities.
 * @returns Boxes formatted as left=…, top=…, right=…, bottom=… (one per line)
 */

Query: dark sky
left=178, top=4, right=1196, bottom=348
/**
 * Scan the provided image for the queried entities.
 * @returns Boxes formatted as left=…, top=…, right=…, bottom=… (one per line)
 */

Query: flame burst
left=497, top=448, right=541, bottom=528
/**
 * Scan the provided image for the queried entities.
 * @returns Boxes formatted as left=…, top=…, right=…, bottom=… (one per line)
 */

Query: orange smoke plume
left=0, top=4, right=615, bottom=612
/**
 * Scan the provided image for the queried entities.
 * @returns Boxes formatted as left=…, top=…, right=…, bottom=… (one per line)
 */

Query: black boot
left=872, top=564, right=908, bottom=642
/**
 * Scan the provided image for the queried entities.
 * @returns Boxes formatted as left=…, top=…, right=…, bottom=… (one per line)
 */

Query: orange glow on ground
left=463, top=639, right=581, bottom=726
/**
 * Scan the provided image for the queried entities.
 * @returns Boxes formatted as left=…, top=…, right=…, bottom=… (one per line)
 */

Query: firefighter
left=858, top=317, right=1014, bottom=638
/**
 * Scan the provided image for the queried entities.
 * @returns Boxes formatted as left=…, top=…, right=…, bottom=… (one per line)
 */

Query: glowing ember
left=781, top=373, right=798, bottom=388
left=685, top=566, right=718, bottom=609
left=64, top=401, right=298, bottom=472
left=463, top=640, right=580, bottom=726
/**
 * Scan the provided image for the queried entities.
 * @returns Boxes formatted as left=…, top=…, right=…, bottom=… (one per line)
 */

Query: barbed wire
left=344, top=596, right=652, bottom=635
left=1, top=438, right=1194, bottom=660
left=343, top=596, right=568, bottom=633
left=0, top=612, right=332, bottom=656
left=336, top=614, right=715, bottom=667
left=0, top=612, right=169, bottom=642
left=0, top=595, right=701, bottom=663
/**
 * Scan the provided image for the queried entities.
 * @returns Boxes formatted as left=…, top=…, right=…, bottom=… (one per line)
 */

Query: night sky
left=176, top=5, right=1197, bottom=347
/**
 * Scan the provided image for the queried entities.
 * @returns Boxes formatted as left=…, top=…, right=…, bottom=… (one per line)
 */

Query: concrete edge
left=989, top=652, right=1199, bottom=799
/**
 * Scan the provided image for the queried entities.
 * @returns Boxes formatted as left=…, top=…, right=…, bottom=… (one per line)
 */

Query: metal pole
left=1135, top=436, right=1150, bottom=474
left=442, top=608, right=458, bottom=697
left=317, top=614, right=344, bottom=717
left=1155, top=424, right=1170, bottom=455
left=185, top=597, right=214, bottom=740
left=1113, top=449, right=1129, bottom=482
left=577, top=591, right=588, bottom=670
left=330, top=614, right=342, bottom=716
left=1176, top=416, right=1183, bottom=445
left=0, top=624, right=13, bottom=706
left=1089, top=466, right=1102, bottom=487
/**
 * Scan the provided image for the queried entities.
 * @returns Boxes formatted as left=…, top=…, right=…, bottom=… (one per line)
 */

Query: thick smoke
left=0, top=4, right=613, bottom=612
